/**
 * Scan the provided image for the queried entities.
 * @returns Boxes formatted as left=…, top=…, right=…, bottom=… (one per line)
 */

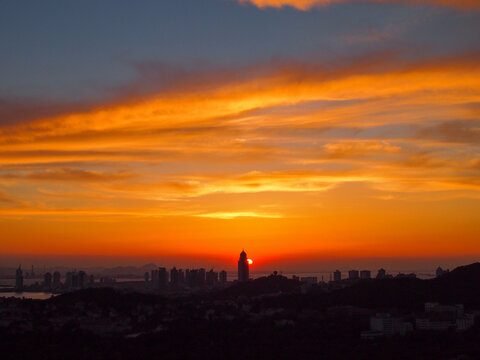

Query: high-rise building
left=348, top=270, right=359, bottom=280
left=333, top=270, right=341, bottom=282
left=185, top=269, right=195, bottom=287
left=15, top=265, right=23, bottom=292
left=219, top=270, right=227, bottom=284
left=198, top=268, right=206, bottom=287
left=78, top=271, right=87, bottom=289
left=44, top=272, right=52, bottom=288
left=360, top=270, right=371, bottom=280
left=151, top=269, right=159, bottom=289
left=158, top=267, right=169, bottom=289
left=238, top=250, right=249, bottom=282
left=206, top=269, right=218, bottom=287
left=72, top=272, right=79, bottom=288
left=178, top=269, right=185, bottom=285
left=170, top=267, right=180, bottom=287
left=185, top=269, right=204, bottom=288
left=65, top=271, right=83, bottom=289
left=53, top=271, right=61, bottom=288
left=376, top=268, right=386, bottom=279
left=65, top=271, right=73, bottom=288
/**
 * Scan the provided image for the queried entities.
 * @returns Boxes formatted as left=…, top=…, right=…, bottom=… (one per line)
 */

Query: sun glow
left=247, top=259, right=253, bottom=265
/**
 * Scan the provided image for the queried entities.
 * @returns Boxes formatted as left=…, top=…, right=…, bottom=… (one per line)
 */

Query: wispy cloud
left=3, top=168, right=136, bottom=183
left=0, top=190, right=16, bottom=205
left=0, top=52, right=479, bottom=221
left=196, top=211, right=283, bottom=219
left=237, top=0, right=480, bottom=11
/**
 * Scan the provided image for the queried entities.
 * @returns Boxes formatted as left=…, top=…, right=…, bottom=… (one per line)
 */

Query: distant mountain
left=100, top=264, right=158, bottom=276
left=140, top=263, right=158, bottom=270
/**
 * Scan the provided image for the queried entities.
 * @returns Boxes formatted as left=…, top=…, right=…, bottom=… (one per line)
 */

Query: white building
left=416, top=318, right=453, bottom=331
left=456, top=314, right=475, bottom=331
left=369, top=313, right=413, bottom=336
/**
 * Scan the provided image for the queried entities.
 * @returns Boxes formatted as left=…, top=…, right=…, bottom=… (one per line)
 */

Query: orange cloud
left=1, top=54, right=479, bottom=202
left=323, top=141, right=401, bottom=159
left=1, top=52, right=480, bottom=260
left=0, top=189, right=16, bottom=205
left=196, top=211, right=282, bottom=219
left=237, top=0, right=480, bottom=10
left=2, top=168, right=135, bottom=183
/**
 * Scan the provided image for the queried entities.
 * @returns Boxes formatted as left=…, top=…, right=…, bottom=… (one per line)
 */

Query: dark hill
left=49, top=287, right=164, bottom=312
left=218, top=274, right=301, bottom=298
left=325, top=278, right=425, bottom=310
left=432, top=262, right=480, bottom=287
left=248, top=263, right=480, bottom=311
left=316, top=262, right=480, bottom=310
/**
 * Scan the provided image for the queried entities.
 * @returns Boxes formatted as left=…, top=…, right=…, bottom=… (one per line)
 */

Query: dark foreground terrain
left=2, top=263, right=480, bottom=359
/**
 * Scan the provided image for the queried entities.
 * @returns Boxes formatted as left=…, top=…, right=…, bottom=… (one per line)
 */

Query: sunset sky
left=1, top=0, right=479, bottom=271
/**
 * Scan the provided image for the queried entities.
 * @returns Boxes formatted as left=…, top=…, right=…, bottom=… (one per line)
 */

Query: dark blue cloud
left=0, top=0, right=478, bottom=102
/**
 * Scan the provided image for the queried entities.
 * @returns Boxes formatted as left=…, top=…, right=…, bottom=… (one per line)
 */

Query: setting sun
left=247, top=259, right=253, bottom=265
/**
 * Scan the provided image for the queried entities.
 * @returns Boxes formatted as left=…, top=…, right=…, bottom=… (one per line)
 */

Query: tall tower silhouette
left=238, top=250, right=249, bottom=282
left=15, top=265, right=23, bottom=292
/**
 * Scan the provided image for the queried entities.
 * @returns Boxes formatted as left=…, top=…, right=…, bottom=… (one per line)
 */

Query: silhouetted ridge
left=308, top=262, right=480, bottom=310
left=49, top=288, right=164, bottom=311
left=309, top=278, right=422, bottom=310
left=219, top=274, right=301, bottom=297
left=432, top=262, right=480, bottom=286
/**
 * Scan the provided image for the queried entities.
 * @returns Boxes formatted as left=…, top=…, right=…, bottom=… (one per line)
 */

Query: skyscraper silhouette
left=44, top=272, right=52, bottom=288
left=238, top=250, right=249, bottom=282
left=15, top=265, right=23, bottom=292
left=53, top=271, right=61, bottom=288
left=219, top=270, right=227, bottom=284
left=333, top=270, right=341, bottom=282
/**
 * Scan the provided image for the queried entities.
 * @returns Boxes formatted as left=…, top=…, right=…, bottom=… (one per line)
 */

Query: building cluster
left=145, top=250, right=252, bottom=291
left=22, top=265, right=37, bottom=279
left=329, top=268, right=417, bottom=286
left=147, top=267, right=228, bottom=290
left=15, top=266, right=93, bottom=292
left=416, top=303, right=476, bottom=332
left=361, top=313, right=414, bottom=339
left=291, top=276, right=319, bottom=285
left=64, top=270, right=94, bottom=290
left=361, top=303, right=478, bottom=339
left=290, top=268, right=401, bottom=289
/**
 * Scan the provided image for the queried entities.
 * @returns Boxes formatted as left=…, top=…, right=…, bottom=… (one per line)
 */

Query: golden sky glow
left=1, top=48, right=480, bottom=267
